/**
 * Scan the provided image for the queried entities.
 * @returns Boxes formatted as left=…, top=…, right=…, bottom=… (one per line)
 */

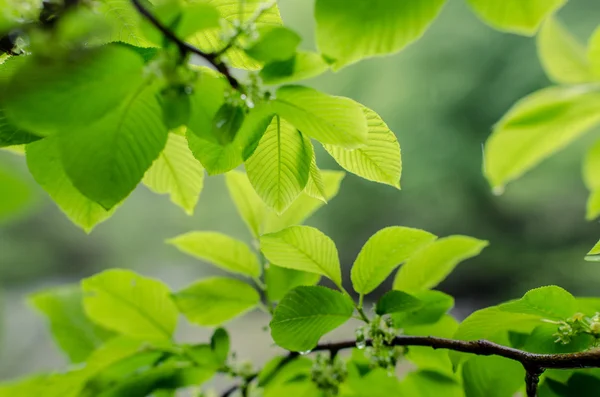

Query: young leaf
left=260, top=51, right=329, bottom=85
left=390, top=290, right=454, bottom=327
left=211, top=328, right=230, bottom=365
left=304, top=155, right=327, bottom=202
left=266, top=264, right=321, bottom=302
left=484, top=86, right=600, bottom=191
left=351, top=226, right=437, bottom=295
left=29, top=286, right=115, bottom=363
left=82, top=269, right=179, bottom=341
left=499, top=285, right=577, bottom=320
left=583, top=140, right=600, bottom=220
left=260, top=225, right=342, bottom=286
left=324, top=106, right=402, bottom=188
left=225, top=170, right=268, bottom=238
left=537, top=18, right=593, bottom=84
left=523, top=324, right=595, bottom=354
left=393, top=236, right=488, bottom=292
left=173, top=277, right=260, bottom=326
left=26, top=137, right=116, bottom=233
left=270, top=286, right=354, bottom=351
left=462, top=355, right=525, bottom=397
left=3, top=45, right=145, bottom=135
left=315, top=0, right=446, bottom=70
left=586, top=240, right=600, bottom=261
left=272, top=85, right=368, bottom=149
left=59, top=85, right=169, bottom=210
left=245, top=116, right=313, bottom=213
left=168, top=231, right=261, bottom=277
left=465, top=0, right=566, bottom=35
left=143, top=133, right=204, bottom=215
left=375, top=290, right=422, bottom=316
left=245, top=26, right=301, bottom=63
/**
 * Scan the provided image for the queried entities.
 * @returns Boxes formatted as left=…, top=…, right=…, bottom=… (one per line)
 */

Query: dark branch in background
left=222, top=336, right=600, bottom=397
left=130, top=0, right=240, bottom=89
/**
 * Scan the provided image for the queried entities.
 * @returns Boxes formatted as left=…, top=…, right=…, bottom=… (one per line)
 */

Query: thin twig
left=130, top=0, right=239, bottom=89
left=524, top=366, right=544, bottom=397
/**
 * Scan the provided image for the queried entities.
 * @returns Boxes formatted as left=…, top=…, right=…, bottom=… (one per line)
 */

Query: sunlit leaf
left=245, top=26, right=301, bottom=63
left=225, top=170, right=267, bottom=238
left=583, top=140, right=600, bottom=220
left=260, top=51, right=329, bottom=85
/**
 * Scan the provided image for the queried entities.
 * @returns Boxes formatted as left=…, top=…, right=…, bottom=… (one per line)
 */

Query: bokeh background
left=1, top=0, right=600, bottom=384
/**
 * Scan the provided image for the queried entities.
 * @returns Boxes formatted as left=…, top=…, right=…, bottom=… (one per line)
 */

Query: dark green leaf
left=375, top=290, right=422, bottom=316
left=260, top=51, right=329, bottom=85
left=211, top=328, right=230, bottom=365
left=266, top=264, right=321, bottom=302
left=245, top=26, right=301, bottom=63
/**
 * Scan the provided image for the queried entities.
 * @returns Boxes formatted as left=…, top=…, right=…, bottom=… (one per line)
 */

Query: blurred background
left=1, top=0, right=600, bottom=384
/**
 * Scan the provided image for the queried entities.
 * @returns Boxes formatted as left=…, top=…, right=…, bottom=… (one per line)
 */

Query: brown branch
left=130, top=0, right=239, bottom=89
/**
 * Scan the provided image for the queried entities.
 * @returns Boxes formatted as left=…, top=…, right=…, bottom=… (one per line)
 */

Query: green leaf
left=246, top=116, right=312, bottom=213
left=225, top=170, right=267, bottom=238
left=263, top=171, right=345, bottom=234
left=210, top=104, right=246, bottom=145
left=589, top=26, right=600, bottom=79
left=523, top=324, right=595, bottom=354
left=351, top=226, right=437, bottom=295
left=266, top=264, right=321, bottom=302
left=584, top=140, right=600, bottom=220
left=143, top=133, right=204, bottom=215
left=537, top=18, right=594, bottom=84
left=3, top=45, right=145, bottom=135
left=272, top=85, right=368, bottom=149
left=586, top=240, right=600, bottom=261
left=315, top=0, right=446, bottom=70
left=375, top=290, right=422, bottom=316
left=260, top=225, right=342, bottom=286
left=210, top=328, right=230, bottom=364
left=160, top=89, right=191, bottom=130
left=500, top=285, right=577, bottom=320
left=270, top=286, right=354, bottom=351
left=168, top=231, right=261, bottom=277
left=59, top=85, right=169, bottom=210
left=462, top=355, right=525, bottom=397
left=465, top=0, right=566, bottom=35
left=324, top=106, right=401, bottom=188
left=96, top=0, right=156, bottom=47
left=390, top=290, right=454, bottom=327
left=543, top=374, right=600, bottom=397
left=173, top=277, right=260, bottom=326
left=26, top=138, right=115, bottom=232
left=0, top=162, right=32, bottom=223
left=82, top=269, right=178, bottom=341
left=304, top=154, right=327, bottom=202
left=29, top=286, right=115, bottom=363
left=393, top=236, right=488, bottom=292
left=245, top=26, right=301, bottom=63
left=0, top=108, right=40, bottom=147
left=484, top=86, right=600, bottom=191
left=260, top=51, right=329, bottom=85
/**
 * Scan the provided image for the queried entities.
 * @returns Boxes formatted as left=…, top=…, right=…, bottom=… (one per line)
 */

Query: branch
left=130, top=0, right=239, bottom=89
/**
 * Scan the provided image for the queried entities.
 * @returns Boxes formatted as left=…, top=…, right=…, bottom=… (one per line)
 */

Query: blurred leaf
left=0, top=163, right=32, bottom=223
left=211, top=104, right=245, bottom=145
left=225, top=170, right=267, bottom=238
left=0, top=108, right=41, bottom=147
left=583, top=140, right=600, bottom=220
left=260, top=51, right=329, bottom=85
left=160, top=89, right=191, bottom=130
left=272, top=85, right=368, bottom=148
left=168, top=231, right=261, bottom=277
left=315, top=0, right=446, bottom=70
left=270, top=286, right=353, bottom=351
left=260, top=225, right=342, bottom=286
left=96, top=0, right=156, bottom=47
left=245, top=26, right=301, bottom=63
left=537, top=18, right=593, bottom=84
left=586, top=240, right=600, bottom=261
left=589, top=26, right=600, bottom=78
left=173, top=277, right=259, bottom=326
left=143, top=133, right=204, bottom=215
left=266, top=264, right=321, bottom=302
left=391, top=290, right=454, bottom=327
left=210, top=328, right=230, bottom=364
left=400, top=370, right=464, bottom=397
left=462, top=355, right=525, bottom=397
left=324, top=106, right=402, bottom=188
left=543, top=373, right=600, bottom=397
left=393, top=236, right=488, bottom=292
left=375, top=290, right=422, bottom=315
left=304, top=154, right=327, bottom=202
left=29, top=286, right=115, bottom=363
left=82, top=269, right=178, bottom=341
left=351, top=226, right=437, bottom=295
left=465, top=0, right=566, bottom=35
left=246, top=116, right=312, bottom=213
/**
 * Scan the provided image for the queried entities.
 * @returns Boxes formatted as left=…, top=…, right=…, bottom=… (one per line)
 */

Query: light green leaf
left=263, top=171, right=345, bottom=233
left=584, top=140, right=600, bottom=220
left=0, top=163, right=32, bottom=223
left=173, top=277, right=259, bottom=326
left=245, top=26, right=301, bottom=63
left=96, top=0, right=156, bottom=47
left=590, top=26, right=600, bottom=79
left=484, top=86, right=600, bottom=191
left=586, top=240, right=600, bottom=261
left=375, top=290, right=422, bottom=316
left=465, top=0, right=566, bottom=35
left=260, top=51, right=329, bottom=85
left=26, top=138, right=115, bottom=232
left=188, top=0, right=283, bottom=70
left=82, top=269, right=178, bottom=341
left=324, top=106, right=401, bottom=188
left=537, top=17, right=593, bottom=84
left=304, top=154, right=327, bottom=202
left=143, top=133, right=204, bottom=215
left=260, top=225, right=342, bottom=286
left=266, top=264, right=321, bottom=302
left=462, top=355, right=525, bottom=397
left=59, top=85, right=168, bottom=210
left=499, top=285, right=577, bottom=320
left=523, top=323, right=595, bottom=354
left=168, top=231, right=261, bottom=277
left=270, top=286, right=354, bottom=351
left=246, top=116, right=312, bottom=213
left=3, top=45, right=145, bottom=135
left=272, top=85, right=368, bottom=149
left=393, top=236, right=488, bottom=292
left=29, top=286, right=115, bottom=363
left=225, top=170, right=267, bottom=238
left=351, top=226, right=437, bottom=295
left=390, top=290, right=454, bottom=327
left=315, top=0, right=447, bottom=70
